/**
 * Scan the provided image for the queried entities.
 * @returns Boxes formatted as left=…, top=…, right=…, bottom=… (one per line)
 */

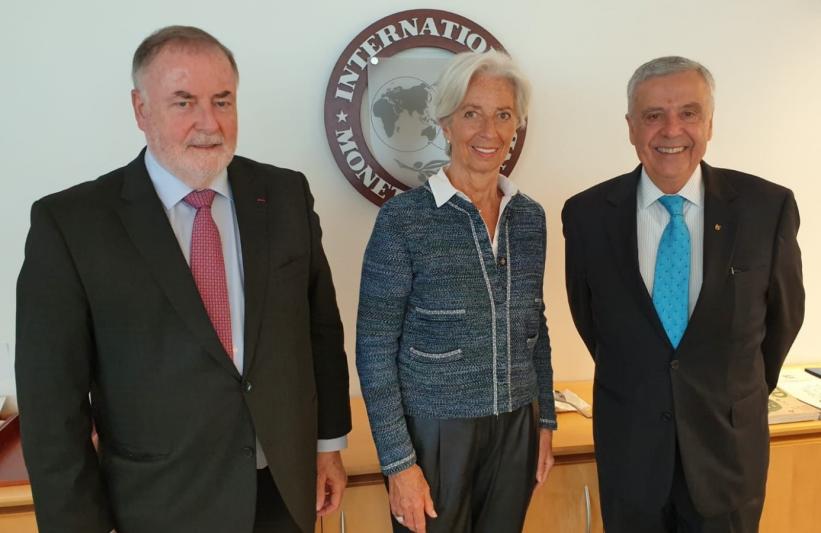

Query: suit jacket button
left=661, top=411, right=673, bottom=422
left=242, top=446, right=254, bottom=458
left=244, top=381, right=253, bottom=392
left=670, top=360, right=680, bottom=370
left=498, top=256, right=507, bottom=267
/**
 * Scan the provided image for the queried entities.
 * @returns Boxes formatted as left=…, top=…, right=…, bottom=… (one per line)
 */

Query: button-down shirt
left=144, top=150, right=345, bottom=467
left=428, top=168, right=518, bottom=257
left=636, top=166, right=705, bottom=317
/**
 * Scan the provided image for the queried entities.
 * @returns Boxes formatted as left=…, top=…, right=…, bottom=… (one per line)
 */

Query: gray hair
left=627, top=56, right=715, bottom=114
left=433, top=50, right=531, bottom=131
left=132, top=25, right=237, bottom=89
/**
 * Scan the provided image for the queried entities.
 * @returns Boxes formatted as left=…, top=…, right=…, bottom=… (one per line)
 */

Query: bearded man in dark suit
left=562, top=56, right=804, bottom=532
left=15, top=25, right=351, bottom=533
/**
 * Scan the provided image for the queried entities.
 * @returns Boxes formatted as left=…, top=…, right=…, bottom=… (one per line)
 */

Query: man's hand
left=316, top=451, right=347, bottom=516
left=388, top=464, right=437, bottom=533
left=535, top=428, right=555, bottom=487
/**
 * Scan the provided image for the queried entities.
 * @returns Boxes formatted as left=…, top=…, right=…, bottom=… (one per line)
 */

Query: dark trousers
left=603, top=446, right=764, bottom=533
left=254, top=467, right=302, bottom=533
left=392, top=404, right=538, bottom=533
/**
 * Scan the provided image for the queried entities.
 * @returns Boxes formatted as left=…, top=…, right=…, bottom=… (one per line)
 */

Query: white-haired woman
left=356, top=50, right=557, bottom=533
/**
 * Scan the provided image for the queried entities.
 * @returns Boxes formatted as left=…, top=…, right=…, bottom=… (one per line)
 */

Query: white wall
left=2, top=0, right=820, bottom=411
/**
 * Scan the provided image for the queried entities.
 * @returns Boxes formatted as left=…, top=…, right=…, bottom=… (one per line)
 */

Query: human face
left=627, top=70, right=713, bottom=193
left=132, top=46, right=237, bottom=188
left=442, top=75, right=517, bottom=179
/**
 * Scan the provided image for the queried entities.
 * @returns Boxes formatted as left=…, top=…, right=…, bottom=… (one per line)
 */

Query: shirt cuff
left=317, top=436, right=348, bottom=452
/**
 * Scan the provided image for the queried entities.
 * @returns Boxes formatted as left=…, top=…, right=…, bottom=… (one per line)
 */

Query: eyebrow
left=170, top=90, right=233, bottom=99
left=461, top=103, right=514, bottom=111
left=642, top=102, right=703, bottom=113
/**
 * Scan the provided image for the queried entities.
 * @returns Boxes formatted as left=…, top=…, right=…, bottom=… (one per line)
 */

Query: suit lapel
left=117, top=151, right=241, bottom=379
left=683, top=162, right=738, bottom=342
left=228, top=159, right=270, bottom=378
left=605, top=166, right=670, bottom=345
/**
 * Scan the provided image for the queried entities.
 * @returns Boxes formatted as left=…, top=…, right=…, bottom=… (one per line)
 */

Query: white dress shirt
left=427, top=168, right=519, bottom=257
left=144, top=150, right=345, bottom=468
left=636, top=166, right=705, bottom=318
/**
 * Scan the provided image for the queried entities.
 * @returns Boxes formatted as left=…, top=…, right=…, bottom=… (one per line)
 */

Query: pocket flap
left=412, top=306, right=466, bottom=321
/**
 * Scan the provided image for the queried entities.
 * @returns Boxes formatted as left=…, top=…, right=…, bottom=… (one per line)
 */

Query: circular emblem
left=324, top=9, right=527, bottom=206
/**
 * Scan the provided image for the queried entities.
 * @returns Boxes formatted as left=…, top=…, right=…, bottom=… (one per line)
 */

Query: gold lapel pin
left=714, top=224, right=722, bottom=231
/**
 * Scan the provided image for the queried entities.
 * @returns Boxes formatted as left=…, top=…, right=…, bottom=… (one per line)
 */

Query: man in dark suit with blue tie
left=562, top=56, right=804, bottom=532
left=15, top=26, right=350, bottom=533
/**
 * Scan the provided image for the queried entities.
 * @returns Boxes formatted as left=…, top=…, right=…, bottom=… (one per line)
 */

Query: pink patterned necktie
left=183, top=189, right=233, bottom=359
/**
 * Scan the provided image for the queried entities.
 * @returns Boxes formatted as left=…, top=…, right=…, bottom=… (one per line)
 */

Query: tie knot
left=184, top=189, right=217, bottom=209
left=658, top=195, right=685, bottom=217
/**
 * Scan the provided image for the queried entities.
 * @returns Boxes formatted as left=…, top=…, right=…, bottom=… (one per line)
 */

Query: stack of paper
left=554, top=389, right=593, bottom=418
left=768, top=387, right=820, bottom=424
left=777, top=368, right=821, bottom=410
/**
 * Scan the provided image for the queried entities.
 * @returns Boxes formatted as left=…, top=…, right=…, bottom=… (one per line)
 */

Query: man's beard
left=149, top=133, right=235, bottom=189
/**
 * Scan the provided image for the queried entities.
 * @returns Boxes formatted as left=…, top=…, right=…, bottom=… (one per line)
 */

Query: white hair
left=627, top=56, right=715, bottom=114
left=433, top=50, right=531, bottom=130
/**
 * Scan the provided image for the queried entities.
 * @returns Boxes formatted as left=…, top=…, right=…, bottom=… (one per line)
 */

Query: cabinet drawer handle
left=340, top=510, right=346, bottom=533
left=584, top=485, right=591, bottom=533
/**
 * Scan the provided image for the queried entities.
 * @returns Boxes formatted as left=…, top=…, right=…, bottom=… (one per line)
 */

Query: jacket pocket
left=412, top=306, right=466, bottom=321
left=106, top=440, right=170, bottom=463
left=271, top=253, right=309, bottom=282
left=731, top=387, right=766, bottom=429
left=409, top=347, right=464, bottom=363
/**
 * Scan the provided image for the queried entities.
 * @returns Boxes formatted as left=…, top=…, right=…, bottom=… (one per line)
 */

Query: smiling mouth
left=472, top=146, right=499, bottom=156
left=189, top=143, right=222, bottom=150
left=655, top=146, right=687, bottom=154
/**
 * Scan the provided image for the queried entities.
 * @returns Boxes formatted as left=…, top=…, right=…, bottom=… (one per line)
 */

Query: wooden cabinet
left=759, top=431, right=821, bottom=533
left=318, top=483, right=392, bottom=533
left=524, top=459, right=602, bottom=533
left=0, top=417, right=37, bottom=533
left=0, top=485, right=37, bottom=533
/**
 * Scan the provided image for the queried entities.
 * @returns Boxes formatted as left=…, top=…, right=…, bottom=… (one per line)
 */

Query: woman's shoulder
left=511, top=190, right=546, bottom=217
left=379, top=185, right=436, bottom=214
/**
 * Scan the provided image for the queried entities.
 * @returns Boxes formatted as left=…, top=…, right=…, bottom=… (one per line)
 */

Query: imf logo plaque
left=324, top=9, right=526, bottom=206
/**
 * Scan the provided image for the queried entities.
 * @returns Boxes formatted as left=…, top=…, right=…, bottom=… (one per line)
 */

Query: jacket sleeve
left=15, top=200, right=114, bottom=533
left=300, top=175, right=352, bottom=440
left=562, top=200, right=598, bottom=359
left=355, top=203, right=417, bottom=475
left=760, top=190, right=805, bottom=392
left=533, top=209, right=558, bottom=429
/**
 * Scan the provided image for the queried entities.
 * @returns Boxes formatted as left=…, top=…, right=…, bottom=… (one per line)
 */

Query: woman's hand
left=535, top=428, right=555, bottom=487
left=388, top=464, right=438, bottom=532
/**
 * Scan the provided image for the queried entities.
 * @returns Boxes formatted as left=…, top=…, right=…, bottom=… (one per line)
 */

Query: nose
left=478, top=115, right=496, bottom=138
left=660, top=114, right=684, bottom=136
left=195, top=104, right=219, bottom=132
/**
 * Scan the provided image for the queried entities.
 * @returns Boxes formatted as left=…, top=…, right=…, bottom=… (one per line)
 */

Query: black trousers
left=603, top=445, right=764, bottom=533
left=391, top=404, right=538, bottom=533
left=254, top=467, right=302, bottom=533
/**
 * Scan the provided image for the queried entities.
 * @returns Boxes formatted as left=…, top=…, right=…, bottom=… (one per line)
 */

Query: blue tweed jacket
left=356, top=181, right=557, bottom=475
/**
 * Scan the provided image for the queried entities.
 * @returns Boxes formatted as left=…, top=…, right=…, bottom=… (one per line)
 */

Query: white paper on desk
left=0, top=396, right=6, bottom=414
left=554, top=389, right=593, bottom=418
left=777, top=368, right=821, bottom=410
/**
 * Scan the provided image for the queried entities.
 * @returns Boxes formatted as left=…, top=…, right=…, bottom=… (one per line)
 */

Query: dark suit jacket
left=562, top=162, right=804, bottom=521
left=15, top=151, right=351, bottom=533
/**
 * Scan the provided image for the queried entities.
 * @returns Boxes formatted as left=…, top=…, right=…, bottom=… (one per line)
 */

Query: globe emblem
left=370, top=76, right=448, bottom=153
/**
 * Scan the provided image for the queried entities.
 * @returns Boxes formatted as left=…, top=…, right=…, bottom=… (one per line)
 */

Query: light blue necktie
left=652, top=195, right=690, bottom=348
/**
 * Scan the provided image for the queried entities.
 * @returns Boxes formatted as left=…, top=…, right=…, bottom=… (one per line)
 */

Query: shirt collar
left=637, top=164, right=704, bottom=210
left=144, top=148, right=231, bottom=210
left=427, top=167, right=519, bottom=208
